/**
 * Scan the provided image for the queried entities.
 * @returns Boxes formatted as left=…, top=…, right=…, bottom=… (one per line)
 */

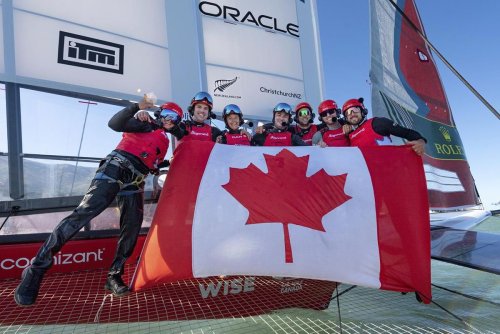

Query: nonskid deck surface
left=1, top=261, right=499, bottom=333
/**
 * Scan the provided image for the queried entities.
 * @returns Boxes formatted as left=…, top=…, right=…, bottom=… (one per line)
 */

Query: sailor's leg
left=15, top=178, right=119, bottom=306
left=106, top=186, right=144, bottom=295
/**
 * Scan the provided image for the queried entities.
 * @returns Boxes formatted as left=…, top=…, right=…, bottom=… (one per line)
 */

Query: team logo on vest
left=350, top=127, right=366, bottom=139
left=58, top=31, right=124, bottom=74
left=269, top=135, right=285, bottom=140
left=191, top=131, right=210, bottom=137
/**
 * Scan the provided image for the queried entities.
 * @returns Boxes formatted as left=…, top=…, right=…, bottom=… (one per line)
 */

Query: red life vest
left=178, top=123, right=212, bottom=145
left=295, top=124, right=317, bottom=146
left=115, top=129, right=169, bottom=169
left=322, top=127, right=350, bottom=147
left=225, top=132, right=250, bottom=146
left=264, top=131, right=292, bottom=146
left=349, top=118, right=386, bottom=147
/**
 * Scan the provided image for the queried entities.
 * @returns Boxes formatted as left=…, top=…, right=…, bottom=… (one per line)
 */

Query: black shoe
left=14, top=267, right=44, bottom=307
left=105, top=275, right=129, bottom=296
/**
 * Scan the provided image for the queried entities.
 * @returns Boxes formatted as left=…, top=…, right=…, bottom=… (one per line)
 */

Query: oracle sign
left=198, top=1, right=299, bottom=37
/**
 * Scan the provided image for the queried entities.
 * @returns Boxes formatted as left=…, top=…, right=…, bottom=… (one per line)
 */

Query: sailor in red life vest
left=14, top=97, right=183, bottom=306
left=176, top=91, right=222, bottom=144
left=251, top=103, right=307, bottom=146
left=291, top=102, right=323, bottom=145
left=312, top=99, right=350, bottom=147
left=342, top=98, right=426, bottom=156
left=216, top=104, right=251, bottom=145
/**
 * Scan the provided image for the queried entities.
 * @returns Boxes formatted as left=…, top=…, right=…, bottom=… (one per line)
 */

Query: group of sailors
left=14, top=91, right=426, bottom=307
left=146, top=91, right=426, bottom=152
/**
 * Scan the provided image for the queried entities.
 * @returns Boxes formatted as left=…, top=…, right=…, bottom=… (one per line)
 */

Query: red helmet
left=294, top=102, right=314, bottom=123
left=342, top=98, right=366, bottom=116
left=294, top=102, right=312, bottom=114
left=318, top=100, right=339, bottom=115
left=156, top=102, right=183, bottom=124
left=317, top=99, right=341, bottom=122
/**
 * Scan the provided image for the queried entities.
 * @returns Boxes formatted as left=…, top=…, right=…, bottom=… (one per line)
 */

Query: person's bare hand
left=407, top=139, right=426, bottom=156
left=240, top=129, right=251, bottom=140
left=135, top=110, right=151, bottom=122
left=138, top=94, right=155, bottom=110
left=255, top=126, right=265, bottom=134
left=342, top=124, right=353, bottom=136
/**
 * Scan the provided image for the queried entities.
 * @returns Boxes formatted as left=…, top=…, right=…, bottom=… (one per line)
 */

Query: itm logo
left=214, top=77, right=238, bottom=93
left=58, top=31, right=124, bottom=74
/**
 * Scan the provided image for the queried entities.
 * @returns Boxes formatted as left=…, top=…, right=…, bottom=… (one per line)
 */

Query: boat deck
left=1, top=261, right=499, bottom=334
left=2, top=217, right=499, bottom=333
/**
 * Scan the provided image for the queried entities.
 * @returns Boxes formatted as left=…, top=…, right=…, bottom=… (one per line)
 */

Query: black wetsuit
left=29, top=103, right=175, bottom=278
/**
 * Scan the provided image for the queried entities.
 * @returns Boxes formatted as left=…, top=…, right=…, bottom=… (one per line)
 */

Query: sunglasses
left=345, top=108, right=362, bottom=116
left=159, top=109, right=181, bottom=123
left=273, top=103, right=292, bottom=114
left=223, top=104, right=242, bottom=116
left=192, top=92, right=213, bottom=105
left=297, top=108, right=311, bottom=117
left=319, top=109, right=339, bottom=117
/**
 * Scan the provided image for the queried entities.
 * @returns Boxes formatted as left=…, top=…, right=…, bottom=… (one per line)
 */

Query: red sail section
left=399, top=1, right=452, bottom=125
left=370, top=0, right=480, bottom=209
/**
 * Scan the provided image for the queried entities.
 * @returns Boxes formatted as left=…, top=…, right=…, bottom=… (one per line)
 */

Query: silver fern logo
left=214, top=77, right=238, bottom=93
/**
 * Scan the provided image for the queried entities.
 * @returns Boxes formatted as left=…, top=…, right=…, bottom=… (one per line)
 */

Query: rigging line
left=334, top=283, right=343, bottom=334
left=429, top=298, right=482, bottom=333
left=0, top=206, right=20, bottom=232
left=432, top=283, right=500, bottom=307
left=385, top=0, right=500, bottom=120
left=329, top=284, right=357, bottom=301
left=416, top=290, right=481, bottom=333
left=69, top=100, right=96, bottom=196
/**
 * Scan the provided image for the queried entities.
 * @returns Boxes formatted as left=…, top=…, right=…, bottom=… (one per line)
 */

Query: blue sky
left=317, top=0, right=500, bottom=210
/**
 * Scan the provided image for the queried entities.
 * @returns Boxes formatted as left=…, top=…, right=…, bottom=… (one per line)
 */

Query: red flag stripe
left=131, top=142, right=213, bottom=290
left=360, top=145, right=431, bottom=301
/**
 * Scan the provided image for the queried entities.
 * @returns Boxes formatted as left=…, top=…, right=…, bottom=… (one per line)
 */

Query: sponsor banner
left=198, top=0, right=299, bottom=38
left=177, top=276, right=336, bottom=317
left=207, top=64, right=304, bottom=119
left=6, top=1, right=171, bottom=101
left=0, top=236, right=145, bottom=279
left=201, top=5, right=302, bottom=80
left=13, top=0, right=169, bottom=45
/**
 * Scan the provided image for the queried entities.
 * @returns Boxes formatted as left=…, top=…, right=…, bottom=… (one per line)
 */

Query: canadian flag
left=131, top=141, right=431, bottom=302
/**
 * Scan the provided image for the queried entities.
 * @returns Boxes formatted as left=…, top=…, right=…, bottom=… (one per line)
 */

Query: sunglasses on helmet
left=192, top=92, right=213, bottom=105
left=223, top=104, right=242, bottom=116
left=159, top=109, right=181, bottom=122
left=297, top=108, right=311, bottom=117
left=320, top=109, right=339, bottom=117
left=273, top=103, right=292, bottom=114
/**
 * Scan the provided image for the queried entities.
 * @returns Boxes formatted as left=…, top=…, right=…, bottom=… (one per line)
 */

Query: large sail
left=370, top=0, right=480, bottom=210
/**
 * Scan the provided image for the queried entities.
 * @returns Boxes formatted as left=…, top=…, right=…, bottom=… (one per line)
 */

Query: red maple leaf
left=222, top=149, right=352, bottom=263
